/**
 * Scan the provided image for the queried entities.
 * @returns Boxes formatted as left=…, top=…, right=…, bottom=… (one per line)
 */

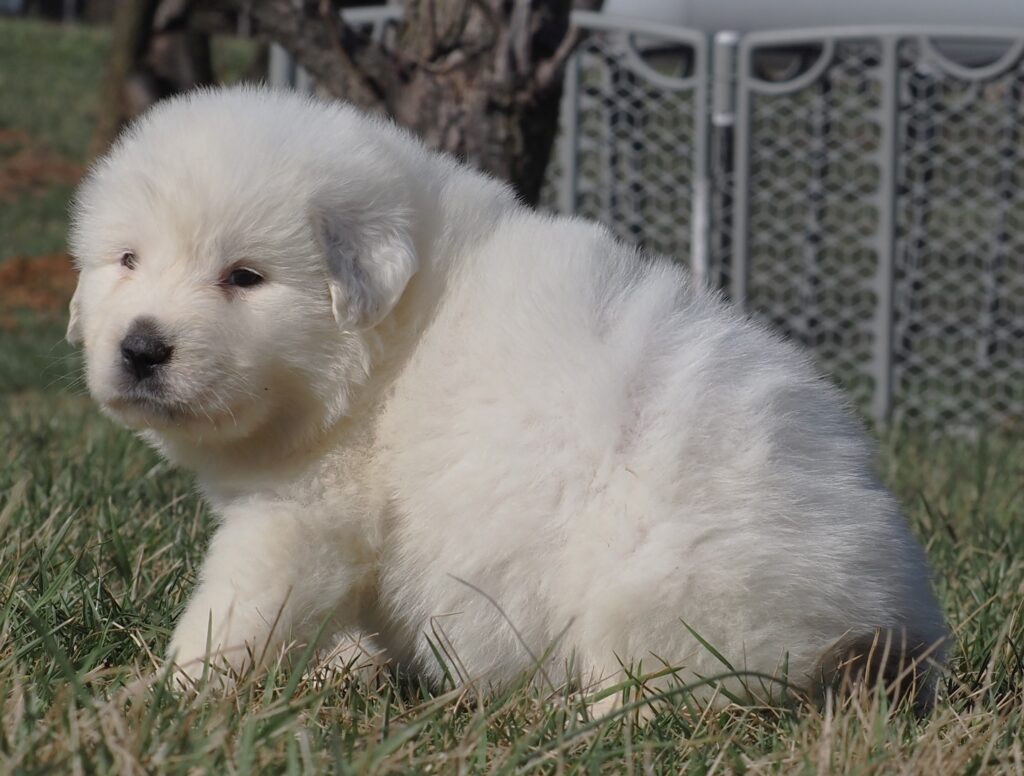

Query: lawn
left=1, top=16, right=1023, bottom=775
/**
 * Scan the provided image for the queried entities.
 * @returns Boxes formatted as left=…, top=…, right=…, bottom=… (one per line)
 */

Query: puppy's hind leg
left=811, top=628, right=946, bottom=715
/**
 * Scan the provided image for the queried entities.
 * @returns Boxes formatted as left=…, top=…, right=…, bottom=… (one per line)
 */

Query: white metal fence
left=274, top=10, right=1024, bottom=430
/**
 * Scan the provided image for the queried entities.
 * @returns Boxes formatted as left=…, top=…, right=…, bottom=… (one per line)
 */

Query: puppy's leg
left=168, top=502, right=366, bottom=687
left=812, top=628, right=946, bottom=714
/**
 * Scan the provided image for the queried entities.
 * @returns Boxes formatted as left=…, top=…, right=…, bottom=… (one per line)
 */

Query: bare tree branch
left=509, top=0, right=532, bottom=78
left=245, top=0, right=394, bottom=111
left=318, top=0, right=388, bottom=106
left=531, top=24, right=582, bottom=97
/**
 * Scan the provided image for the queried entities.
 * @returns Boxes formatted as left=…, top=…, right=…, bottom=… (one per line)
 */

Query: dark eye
left=224, top=267, right=264, bottom=288
left=120, top=251, right=137, bottom=269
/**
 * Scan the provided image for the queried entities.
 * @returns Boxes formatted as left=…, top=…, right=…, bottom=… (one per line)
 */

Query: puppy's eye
left=224, top=268, right=264, bottom=288
left=120, top=251, right=137, bottom=270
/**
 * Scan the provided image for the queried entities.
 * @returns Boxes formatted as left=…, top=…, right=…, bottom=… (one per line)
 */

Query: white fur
left=69, top=87, right=945, bottom=701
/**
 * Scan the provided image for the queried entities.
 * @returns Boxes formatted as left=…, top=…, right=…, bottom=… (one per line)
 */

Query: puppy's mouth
left=106, top=391, right=194, bottom=424
left=103, top=383, right=248, bottom=433
left=91, top=354, right=260, bottom=437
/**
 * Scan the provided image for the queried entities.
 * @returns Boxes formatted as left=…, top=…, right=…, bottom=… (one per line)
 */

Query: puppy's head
left=68, top=88, right=418, bottom=447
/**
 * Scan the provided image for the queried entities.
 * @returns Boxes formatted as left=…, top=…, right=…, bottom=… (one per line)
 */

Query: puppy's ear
left=313, top=208, right=417, bottom=331
left=66, top=280, right=83, bottom=345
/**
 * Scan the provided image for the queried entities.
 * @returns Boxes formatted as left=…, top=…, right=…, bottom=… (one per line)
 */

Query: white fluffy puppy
left=69, top=87, right=945, bottom=706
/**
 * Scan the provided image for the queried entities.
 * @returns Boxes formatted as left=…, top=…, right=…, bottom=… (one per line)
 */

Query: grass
left=2, top=381, right=1022, bottom=772
left=1, top=15, right=1023, bottom=775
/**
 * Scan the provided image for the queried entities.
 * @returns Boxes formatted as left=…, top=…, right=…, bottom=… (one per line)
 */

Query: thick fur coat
left=68, top=87, right=946, bottom=705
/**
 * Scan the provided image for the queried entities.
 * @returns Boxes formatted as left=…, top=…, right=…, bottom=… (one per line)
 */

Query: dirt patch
left=0, top=128, right=84, bottom=202
left=0, top=253, right=77, bottom=329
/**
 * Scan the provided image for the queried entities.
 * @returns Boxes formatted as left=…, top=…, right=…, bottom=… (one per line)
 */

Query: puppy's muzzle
left=120, top=317, right=174, bottom=383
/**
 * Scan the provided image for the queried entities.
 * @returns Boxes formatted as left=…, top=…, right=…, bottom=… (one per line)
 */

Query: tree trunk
left=242, top=0, right=593, bottom=206
left=91, top=0, right=214, bottom=156
left=388, top=2, right=571, bottom=205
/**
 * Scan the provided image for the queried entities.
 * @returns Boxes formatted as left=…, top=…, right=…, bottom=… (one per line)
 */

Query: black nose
left=120, top=318, right=173, bottom=381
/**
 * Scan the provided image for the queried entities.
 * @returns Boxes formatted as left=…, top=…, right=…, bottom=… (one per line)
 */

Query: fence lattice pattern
left=727, top=32, right=1024, bottom=427
left=542, top=24, right=704, bottom=264
left=891, top=39, right=1024, bottom=426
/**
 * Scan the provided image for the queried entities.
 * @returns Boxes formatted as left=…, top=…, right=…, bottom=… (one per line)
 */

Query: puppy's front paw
left=167, top=658, right=236, bottom=694
left=166, top=617, right=253, bottom=692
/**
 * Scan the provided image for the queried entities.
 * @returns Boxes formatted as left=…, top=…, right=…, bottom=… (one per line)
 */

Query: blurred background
left=2, top=0, right=1023, bottom=434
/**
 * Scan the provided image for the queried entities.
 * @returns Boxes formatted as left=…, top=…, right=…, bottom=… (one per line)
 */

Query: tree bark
left=242, top=0, right=594, bottom=205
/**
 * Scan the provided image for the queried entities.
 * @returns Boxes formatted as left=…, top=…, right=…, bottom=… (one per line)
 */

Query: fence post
left=708, top=31, right=739, bottom=291
left=556, top=50, right=581, bottom=216
left=872, top=37, right=899, bottom=424
left=268, top=44, right=294, bottom=89
left=729, top=36, right=751, bottom=308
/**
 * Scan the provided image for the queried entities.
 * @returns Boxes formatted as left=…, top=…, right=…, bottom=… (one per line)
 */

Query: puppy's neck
left=148, top=403, right=372, bottom=506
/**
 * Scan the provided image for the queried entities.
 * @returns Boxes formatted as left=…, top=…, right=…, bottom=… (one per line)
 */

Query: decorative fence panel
left=541, top=14, right=708, bottom=281
left=731, top=29, right=1024, bottom=427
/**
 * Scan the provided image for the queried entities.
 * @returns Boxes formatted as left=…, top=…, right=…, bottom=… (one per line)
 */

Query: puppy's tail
left=811, top=627, right=945, bottom=715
